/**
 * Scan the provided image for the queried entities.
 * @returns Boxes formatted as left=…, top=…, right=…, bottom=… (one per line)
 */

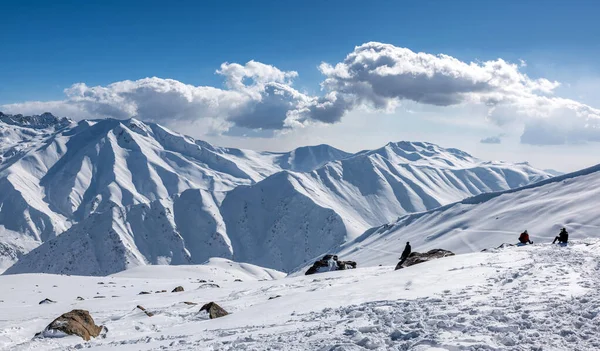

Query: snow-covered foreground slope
left=1, top=242, right=599, bottom=350
left=0, top=112, right=552, bottom=274
left=334, top=163, right=600, bottom=268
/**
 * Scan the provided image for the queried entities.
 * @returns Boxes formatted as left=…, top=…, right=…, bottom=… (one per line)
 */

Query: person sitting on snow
left=552, top=228, right=569, bottom=244
left=518, top=230, right=533, bottom=245
left=398, top=242, right=412, bottom=267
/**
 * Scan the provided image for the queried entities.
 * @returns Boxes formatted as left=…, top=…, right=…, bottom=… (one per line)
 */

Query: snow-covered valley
left=1, top=241, right=599, bottom=350
left=0, top=113, right=553, bottom=274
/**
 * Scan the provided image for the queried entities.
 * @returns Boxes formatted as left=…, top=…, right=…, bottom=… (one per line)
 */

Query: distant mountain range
left=0, top=112, right=553, bottom=274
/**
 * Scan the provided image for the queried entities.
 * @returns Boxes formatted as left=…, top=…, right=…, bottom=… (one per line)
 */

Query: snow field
left=1, top=242, right=598, bottom=350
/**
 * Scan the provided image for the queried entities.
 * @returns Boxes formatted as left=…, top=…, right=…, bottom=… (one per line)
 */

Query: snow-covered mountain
left=0, top=112, right=553, bottom=274
left=222, top=142, right=551, bottom=271
left=332, top=162, right=600, bottom=268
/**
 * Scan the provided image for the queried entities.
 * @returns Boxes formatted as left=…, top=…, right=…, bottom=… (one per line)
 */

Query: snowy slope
left=333, top=163, right=600, bottom=268
left=113, top=257, right=286, bottom=281
left=1, top=241, right=599, bottom=350
left=222, top=142, right=552, bottom=271
left=0, top=113, right=552, bottom=274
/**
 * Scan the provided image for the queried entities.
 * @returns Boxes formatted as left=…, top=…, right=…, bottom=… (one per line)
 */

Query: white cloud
left=1, top=61, right=311, bottom=134
left=305, top=42, right=600, bottom=145
left=216, top=60, right=298, bottom=93
left=314, top=42, right=559, bottom=111
left=2, top=42, right=600, bottom=145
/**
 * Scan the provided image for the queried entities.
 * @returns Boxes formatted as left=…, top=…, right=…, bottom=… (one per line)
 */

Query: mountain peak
left=353, top=141, right=475, bottom=168
left=274, top=144, right=351, bottom=172
left=384, top=141, right=473, bottom=158
left=0, top=112, right=71, bottom=129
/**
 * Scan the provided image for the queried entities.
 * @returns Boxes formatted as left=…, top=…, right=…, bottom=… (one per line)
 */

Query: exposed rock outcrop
left=136, top=305, right=154, bottom=317
left=199, top=302, right=229, bottom=319
left=395, top=249, right=454, bottom=270
left=37, top=309, right=103, bottom=341
left=305, top=254, right=357, bottom=275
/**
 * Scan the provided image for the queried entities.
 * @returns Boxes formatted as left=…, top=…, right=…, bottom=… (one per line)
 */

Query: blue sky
left=2, top=0, right=600, bottom=171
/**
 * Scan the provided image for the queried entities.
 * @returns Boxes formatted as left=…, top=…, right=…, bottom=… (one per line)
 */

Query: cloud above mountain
left=310, top=42, right=600, bottom=145
left=2, top=61, right=313, bottom=134
left=2, top=42, right=599, bottom=144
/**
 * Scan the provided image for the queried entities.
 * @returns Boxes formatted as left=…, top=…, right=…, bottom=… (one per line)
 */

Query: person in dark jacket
left=518, top=230, right=533, bottom=244
left=397, top=242, right=412, bottom=267
left=553, top=228, right=569, bottom=244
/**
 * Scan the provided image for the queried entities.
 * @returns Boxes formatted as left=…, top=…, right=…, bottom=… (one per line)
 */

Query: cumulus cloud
left=1, top=61, right=312, bottom=134
left=300, top=42, right=600, bottom=145
left=2, top=42, right=600, bottom=145
left=311, top=42, right=559, bottom=115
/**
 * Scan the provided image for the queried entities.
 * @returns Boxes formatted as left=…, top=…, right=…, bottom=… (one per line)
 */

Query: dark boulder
left=172, top=286, right=184, bottom=293
left=395, top=249, right=454, bottom=270
left=39, top=298, right=56, bottom=305
left=199, top=302, right=229, bottom=319
left=37, top=309, right=103, bottom=341
left=305, top=254, right=357, bottom=275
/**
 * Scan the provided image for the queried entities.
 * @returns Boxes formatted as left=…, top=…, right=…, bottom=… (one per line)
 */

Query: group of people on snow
left=397, top=228, right=569, bottom=268
left=310, top=226, right=573, bottom=276
left=518, top=228, right=569, bottom=245
left=395, top=228, right=569, bottom=268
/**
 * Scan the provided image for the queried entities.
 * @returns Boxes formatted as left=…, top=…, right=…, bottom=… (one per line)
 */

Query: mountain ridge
left=0, top=113, right=554, bottom=274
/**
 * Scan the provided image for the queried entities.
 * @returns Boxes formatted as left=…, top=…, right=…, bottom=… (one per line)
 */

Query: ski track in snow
left=1, top=242, right=598, bottom=351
